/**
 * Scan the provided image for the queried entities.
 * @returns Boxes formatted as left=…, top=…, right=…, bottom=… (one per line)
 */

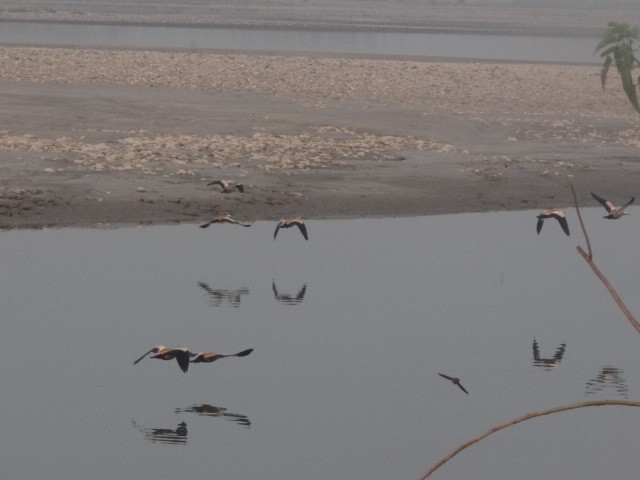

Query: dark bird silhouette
left=438, top=373, right=469, bottom=394
left=272, top=280, right=307, bottom=305
left=536, top=209, right=570, bottom=236
left=199, top=214, right=251, bottom=228
left=274, top=217, right=308, bottom=240
left=207, top=180, right=244, bottom=193
left=133, top=345, right=193, bottom=373
left=591, top=192, right=634, bottom=219
left=190, top=348, right=254, bottom=364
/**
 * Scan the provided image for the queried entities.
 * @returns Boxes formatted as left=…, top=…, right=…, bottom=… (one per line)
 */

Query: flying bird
left=190, top=348, right=254, bottom=364
left=207, top=180, right=244, bottom=193
left=133, top=345, right=193, bottom=373
left=274, top=217, right=308, bottom=240
left=536, top=209, right=570, bottom=236
left=199, top=214, right=251, bottom=228
left=438, top=373, right=469, bottom=394
left=591, top=192, right=634, bottom=219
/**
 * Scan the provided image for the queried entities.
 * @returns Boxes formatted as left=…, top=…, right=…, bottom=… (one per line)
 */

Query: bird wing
left=174, top=350, right=190, bottom=373
left=207, top=180, right=223, bottom=187
left=553, top=214, right=570, bottom=236
left=235, top=184, right=245, bottom=193
left=296, top=222, right=309, bottom=240
left=199, top=221, right=213, bottom=229
left=133, top=348, right=156, bottom=365
left=536, top=216, right=544, bottom=235
left=438, top=373, right=454, bottom=381
left=618, top=196, right=635, bottom=214
left=233, top=348, right=254, bottom=357
left=274, top=224, right=281, bottom=240
left=272, top=280, right=280, bottom=298
left=591, top=192, right=614, bottom=213
left=457, top=383, right=469, bottom=394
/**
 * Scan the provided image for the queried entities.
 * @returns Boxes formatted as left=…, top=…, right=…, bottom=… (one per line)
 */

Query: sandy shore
left=1, top=41, right=640, bottom=228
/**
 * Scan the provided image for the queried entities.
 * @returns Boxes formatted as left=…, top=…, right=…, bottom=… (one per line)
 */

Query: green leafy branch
left=595, top=21, right=640, bottom=113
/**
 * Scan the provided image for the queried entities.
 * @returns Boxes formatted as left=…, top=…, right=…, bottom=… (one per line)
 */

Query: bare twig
left=568, top=181, right=640, bottom=334
left=419, top=400, right=640, bottom=479
left=569, top=182, right=592, bottom=259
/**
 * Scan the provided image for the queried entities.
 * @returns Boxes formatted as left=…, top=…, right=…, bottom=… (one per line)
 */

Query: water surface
left=1, top=210, right=639, bottom=479
left=1, top=21, right=599, bottom=63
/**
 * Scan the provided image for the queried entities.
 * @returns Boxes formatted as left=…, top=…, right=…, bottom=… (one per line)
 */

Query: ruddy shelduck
left=133, top=345, right=193, bottom=373
left=199, top=214, right=251, bottom=228
left=438, top=373, right=469, bottom=394
left=207, top=180, right=244, bottom=193
left=536, top=209, right=570, bottom=236
left=190, top=348, right=254, bottom=364
left=591, top=192, right=634, bottom=219
left=274, top=217, right=308, bottom=240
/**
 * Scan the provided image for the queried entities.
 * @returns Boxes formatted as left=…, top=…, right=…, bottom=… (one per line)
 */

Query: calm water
left=1, top=211, right=639, bottom=479
left=0, top=21, right=600, bottom=63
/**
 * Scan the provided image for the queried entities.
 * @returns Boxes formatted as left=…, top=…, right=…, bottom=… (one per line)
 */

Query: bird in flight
left=207, top=180, right=244, bottom=193
left=536, top=209, right=570, bottom=236
left=133, top=345, right=193, bottom=373
left=591, top=192, right=634, bottom=219
left=274, top=217, right=308, bottom=240
left=438, top=373, right=469, bottom=394
left=190, top=348, right=254, bottom=364
left=199, top=214, right=252, bottom=228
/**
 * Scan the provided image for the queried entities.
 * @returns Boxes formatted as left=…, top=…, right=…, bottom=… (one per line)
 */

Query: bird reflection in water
left=585, top=366, right=628, bottom=398
left=532, top=338, right=566, bottom=370
left=198, top=282, right=249, bottom=308
left=272, top=279, right=307, bottom=305
left=175, top=404, right=251, bottom=428
left=132, top=420, right=188, bottom=445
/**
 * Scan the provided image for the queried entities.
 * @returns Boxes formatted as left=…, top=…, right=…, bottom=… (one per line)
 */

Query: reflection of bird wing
left=438, top=373, right=454, bottom=381
left=536, top=216, right=544, bottom=235
left=198, top=282, right=215, bottom=295
left=134, top=346, right=160, bottom=364
left=457, top=382, right=469, bottom=394
left=554, top=343, right=566, bottom=361
left=297, top=284, right=307, bottom=300
left=591, top=192, right=614, bottom=213
left=552, top=213, right=570, bottom=236
left=533, top=339, right=541, bottom=361
left=618, top=196, right=635, bottom=214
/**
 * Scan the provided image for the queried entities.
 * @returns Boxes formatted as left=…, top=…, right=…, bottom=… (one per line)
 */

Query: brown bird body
left=199, top=214, right=251, bottom=228
left=207, top=180, right=244, bottom=193
left=133, top=345, right=193, bottom=373
left=190, top=348, right=254, bottom=364
left=591, top=192, right=634, bottom=219
left=438, top=373, right=469, bottom=394
left=536, top=209, right=570, bottom=236
left=274, top=217, right=308, bottom=240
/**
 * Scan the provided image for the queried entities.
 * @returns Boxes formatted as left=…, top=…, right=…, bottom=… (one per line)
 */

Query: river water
left=1, top=21, right=600, bottom=63
left=1, top=211, right=639, bottom=479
